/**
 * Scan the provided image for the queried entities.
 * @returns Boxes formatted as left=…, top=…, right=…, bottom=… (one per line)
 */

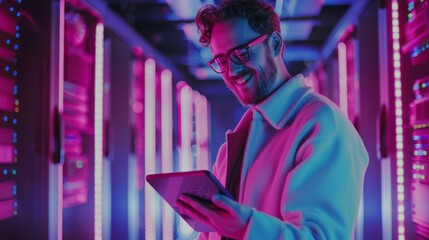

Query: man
left=176, top=0, right=369, bottom=239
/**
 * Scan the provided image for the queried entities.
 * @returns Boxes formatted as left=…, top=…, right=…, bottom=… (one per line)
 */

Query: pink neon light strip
left=391, top=1, right=405, bottom=239
left=94, top=22, right=104, bottom=240
left=177, top=82, right=195, bottom=236
left=144, top=58, right=157, bottom=240
left=194, top=92, right=209, bottom=170
left=179, top=83, right=193, bottom=171
left=161, top=69, right=174, bottom=240
left=338, top=42, right=348, bottom=117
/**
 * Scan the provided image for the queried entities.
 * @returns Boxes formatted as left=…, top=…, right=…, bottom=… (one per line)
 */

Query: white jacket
left=199, top=74, right=368, bottom=240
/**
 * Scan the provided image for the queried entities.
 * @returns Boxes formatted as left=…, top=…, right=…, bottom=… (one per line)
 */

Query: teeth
left=235, top=74, right=251, bottom=85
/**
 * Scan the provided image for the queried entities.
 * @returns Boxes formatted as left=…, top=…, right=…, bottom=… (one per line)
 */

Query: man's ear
left=270, top=31, right=283, bottom=57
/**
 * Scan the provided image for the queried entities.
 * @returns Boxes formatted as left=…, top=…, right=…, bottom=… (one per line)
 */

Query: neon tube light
left=161, top=69, right=173, bottom=240
left=193, top=91, right=209, bottom=170
left=144, top=58, right=157, bottom=240
left=391, top=1, right=405, bottom=239
left=338, top=41, right=348, bottom=116
left=177, top=82, right=194, bottom=237
left=178, top=82, right=193, bottom=172
left=94, top=22, right=104, bottom=240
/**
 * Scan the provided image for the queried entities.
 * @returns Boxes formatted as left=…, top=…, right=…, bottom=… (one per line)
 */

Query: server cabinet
left=398, top=0, right=429, bottom=239
left=0, top=0, right=51, bottom=239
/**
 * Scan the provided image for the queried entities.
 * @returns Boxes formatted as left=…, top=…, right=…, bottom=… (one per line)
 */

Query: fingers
left=211, top=194, right=237, bottom=215
left=179, top=194, right=216, bottom=212
left=176, top=196, right=209, bottom=223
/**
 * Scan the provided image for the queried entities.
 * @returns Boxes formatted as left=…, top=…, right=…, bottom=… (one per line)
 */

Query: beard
left=253, top=53, right=277, bottom=104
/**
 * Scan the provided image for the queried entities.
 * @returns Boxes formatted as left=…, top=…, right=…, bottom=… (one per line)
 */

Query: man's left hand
left=176, top=193, right=252, bottom=239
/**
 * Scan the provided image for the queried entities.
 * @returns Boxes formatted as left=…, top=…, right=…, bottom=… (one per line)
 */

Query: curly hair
left=195, top=0, right=280, bottom=47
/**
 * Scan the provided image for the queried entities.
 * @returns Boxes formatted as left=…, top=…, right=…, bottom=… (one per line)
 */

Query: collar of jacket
left=253, top=74, right=311, bottom=130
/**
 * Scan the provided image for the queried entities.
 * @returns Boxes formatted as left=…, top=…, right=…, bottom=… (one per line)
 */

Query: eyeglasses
left=208, top=33, right=269, bottom=74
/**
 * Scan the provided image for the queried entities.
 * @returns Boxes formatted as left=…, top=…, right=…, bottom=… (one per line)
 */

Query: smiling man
left=176, top=0, right=369, bottom=239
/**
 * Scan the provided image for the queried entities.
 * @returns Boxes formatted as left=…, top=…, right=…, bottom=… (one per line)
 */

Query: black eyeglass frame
left=208, top=33, right=270, bottom=74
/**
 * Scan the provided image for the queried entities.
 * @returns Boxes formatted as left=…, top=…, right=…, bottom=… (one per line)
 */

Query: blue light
left=14, top=44, right=18, bottom=50
left=6, top=39, right=10, bottom=45
left=13, top=70, right=17, bottom=76
left=408, top=2, right=415, bottom=11
left=10, top=7, right=14, bottom=12
left=3, top=169, right=7, bottom=175
left=13, top=138, right=17, bottom=144
left=12, top=169, right=16, bottom=175
left=12, top=119, right=17, bottom=125
left=17, top=12, right=21, bottom=17
left=13, top=132, right=17, bottom=137
left=15, top=33, right=20, bottom=38
left=14, top=85, right=18, bottom=95
left=13, top=202, right=18, bottom=207
left=3, top=116, right=8, bottom=122
left=5, top=66, right=10, bottom=71
left=18, top=0, right=22, bottom=3
left=16, top=26, right=20, bottom=31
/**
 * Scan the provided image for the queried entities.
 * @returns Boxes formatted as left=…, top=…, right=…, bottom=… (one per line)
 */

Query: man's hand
left=176, top=194, right=252, bottom=239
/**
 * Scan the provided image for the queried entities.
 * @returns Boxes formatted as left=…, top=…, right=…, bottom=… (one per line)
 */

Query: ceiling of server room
left=105, top=0, right=354, bottom=85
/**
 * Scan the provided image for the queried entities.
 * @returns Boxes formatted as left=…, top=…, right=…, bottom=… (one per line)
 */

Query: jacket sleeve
left=243, top=107, right=369, bottom=240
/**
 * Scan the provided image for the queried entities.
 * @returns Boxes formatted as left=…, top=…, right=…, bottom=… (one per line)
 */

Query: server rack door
left=0, top=0, right=51, bottom=239
left=61, top=3, right=101, bottom=240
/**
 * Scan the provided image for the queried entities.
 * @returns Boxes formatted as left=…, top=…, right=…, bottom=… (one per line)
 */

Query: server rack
left=0, top=0, right=52, bottom=239
left=400, top=0, right=429, bottom=239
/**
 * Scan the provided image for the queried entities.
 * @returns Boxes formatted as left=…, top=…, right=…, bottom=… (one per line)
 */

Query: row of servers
left=0, top=0, right=428, bottom=239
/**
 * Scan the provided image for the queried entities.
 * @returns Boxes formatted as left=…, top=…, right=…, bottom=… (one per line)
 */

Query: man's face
left=210, top=17, right=277, bottom=106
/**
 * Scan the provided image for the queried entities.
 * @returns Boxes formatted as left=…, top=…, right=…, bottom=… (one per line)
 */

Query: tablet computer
left=146, top=170, right=233, bottom=232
